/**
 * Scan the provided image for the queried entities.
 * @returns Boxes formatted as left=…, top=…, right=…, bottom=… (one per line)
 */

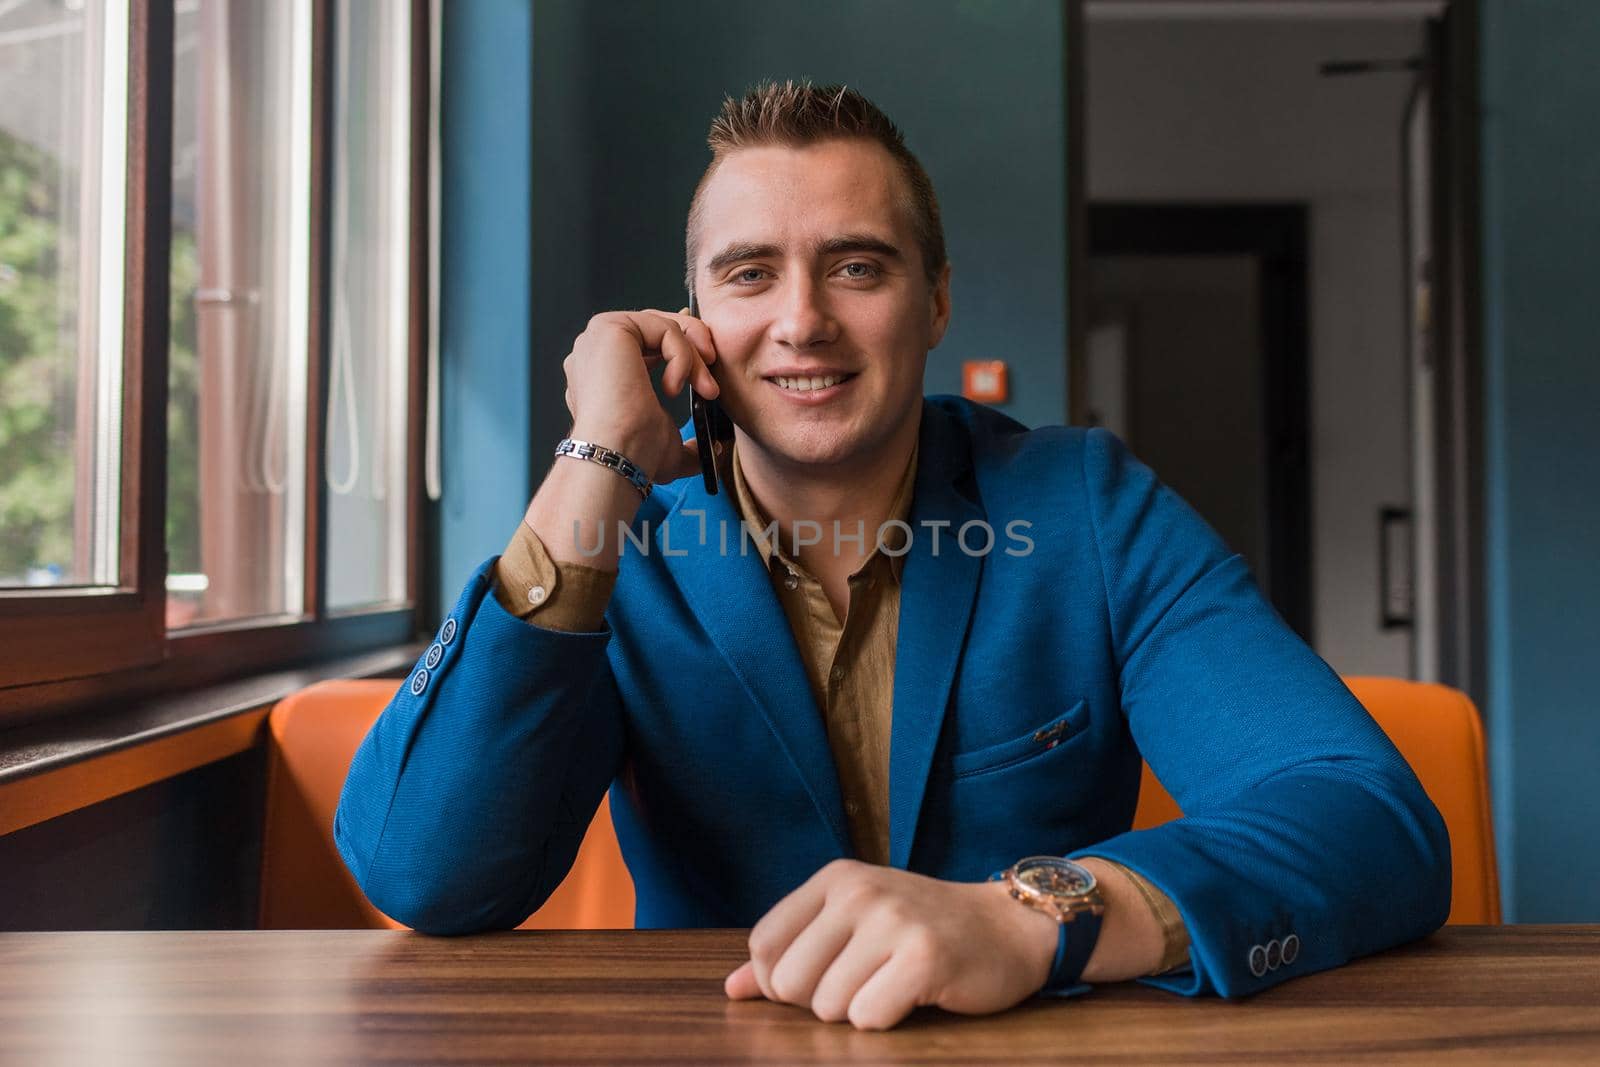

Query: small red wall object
left=962, top=360, right=1009, bottom=403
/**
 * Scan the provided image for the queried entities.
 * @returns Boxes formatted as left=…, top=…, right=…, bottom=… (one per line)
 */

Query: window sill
left=0, top=642, right=425, bottom=836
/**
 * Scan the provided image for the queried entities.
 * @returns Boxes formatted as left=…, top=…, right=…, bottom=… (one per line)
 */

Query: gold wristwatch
left=1001, top=855, right=1107, bottom=922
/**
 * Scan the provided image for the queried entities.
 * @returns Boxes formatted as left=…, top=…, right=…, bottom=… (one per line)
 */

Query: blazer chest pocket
left=950, top=699, right=1091, bottom=779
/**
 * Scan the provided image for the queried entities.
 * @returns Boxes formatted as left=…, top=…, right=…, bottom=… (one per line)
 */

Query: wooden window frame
left=0, top=0, right=433, bottom=728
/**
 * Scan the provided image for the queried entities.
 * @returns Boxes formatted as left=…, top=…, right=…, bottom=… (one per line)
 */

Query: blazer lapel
left=889, top=402, right=985, bottom=870
left=657, top=473, right=852, bottom=856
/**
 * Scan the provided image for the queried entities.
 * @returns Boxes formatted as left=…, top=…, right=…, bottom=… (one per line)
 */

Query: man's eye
left=734, top=268, right=767, bottom=284
left=840, top=262, right=879, bottom=279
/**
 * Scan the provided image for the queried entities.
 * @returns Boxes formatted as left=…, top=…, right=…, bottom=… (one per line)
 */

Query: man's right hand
left=519, top=308, right=723, bottom=572
left=563, top=308, right=722, bottom=485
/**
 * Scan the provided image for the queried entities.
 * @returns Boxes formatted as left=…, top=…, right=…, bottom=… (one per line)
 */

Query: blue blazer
left=335, top=396, right=1450, bottom=997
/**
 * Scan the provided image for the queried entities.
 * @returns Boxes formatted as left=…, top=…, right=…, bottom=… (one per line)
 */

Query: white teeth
left=774, top=374, right=846, bottom=392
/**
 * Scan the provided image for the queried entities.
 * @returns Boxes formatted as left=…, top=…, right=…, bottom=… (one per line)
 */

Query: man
left=335, top=81, right=1450, bottom=1031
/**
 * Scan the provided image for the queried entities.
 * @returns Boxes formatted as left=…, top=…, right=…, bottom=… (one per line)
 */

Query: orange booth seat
left=260, top=675, right=1498, bottom=930
left=1129, top=676, right=1501, bottom=924
left=259, top=679, right=635, bottom=930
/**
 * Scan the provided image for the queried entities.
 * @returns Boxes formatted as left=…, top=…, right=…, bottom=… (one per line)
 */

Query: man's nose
left=768, top=273, right=837, bottom=350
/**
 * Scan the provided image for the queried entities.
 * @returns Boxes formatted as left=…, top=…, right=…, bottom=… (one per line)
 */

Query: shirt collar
left=729, top=436, right=919, bottom=585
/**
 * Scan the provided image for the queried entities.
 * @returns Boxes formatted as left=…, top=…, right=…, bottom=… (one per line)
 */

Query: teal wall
left=1479, top=0, right=1600, bottom=921
left=437, top=0, right=534, bottom=609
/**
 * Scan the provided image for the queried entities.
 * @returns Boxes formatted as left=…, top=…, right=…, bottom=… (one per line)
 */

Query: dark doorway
left=1082, top=203, right=1312, bottom=642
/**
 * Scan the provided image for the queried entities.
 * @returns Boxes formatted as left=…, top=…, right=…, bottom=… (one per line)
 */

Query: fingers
left=728, top=923, right=898, bottom=1027
left=617, top=311, right=717, bottom=400
left=846, top=949, right=928, bottom=1032
left=809, top=935, right=895, bottom=1024
left=765, top=905, right=857, bottom=1009
left=658, top=324, right=718, bottom=399
left=623, top=308, right=718, bottom=366
left=730, top=862, right=967, bottom=1032
left=576, top=309, right=721, bottom=410
left=650, top=307, right=718, bottom=366
left=724, top=960, right=762, bottom=1000
left=746, top=873, right=831, bottom=1002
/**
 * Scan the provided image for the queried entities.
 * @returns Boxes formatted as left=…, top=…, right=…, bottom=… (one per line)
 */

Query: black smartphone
left=686, top=293, right=733, bottom=494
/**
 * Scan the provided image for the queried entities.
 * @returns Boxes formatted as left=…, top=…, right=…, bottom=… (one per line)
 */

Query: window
left=0, top=0, right=130, bottom=590
left=0, top=0, right=164, bottom=692
left=167, top=0, right=312, bottom=628
left=0, top=0, right=432, bottom=714
left=325, top=0, right=414, bottom=612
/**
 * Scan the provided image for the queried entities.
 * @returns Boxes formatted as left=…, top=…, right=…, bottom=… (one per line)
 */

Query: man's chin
left=743, top=400, right=920, bottom=474
left=748, top=427, right=871, bottom=473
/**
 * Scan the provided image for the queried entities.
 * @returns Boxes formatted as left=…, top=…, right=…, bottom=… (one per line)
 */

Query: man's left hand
left=724, top=858, right=1060, bottom=1031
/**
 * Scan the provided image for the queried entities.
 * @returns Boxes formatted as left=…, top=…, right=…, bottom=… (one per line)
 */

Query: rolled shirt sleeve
left=1093, top=858, right=1193, bottom=976
left=493, top=520, right=618, bottom=632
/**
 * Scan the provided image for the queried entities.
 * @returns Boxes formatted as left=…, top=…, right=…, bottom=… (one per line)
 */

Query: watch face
left=1014, top=856, right=1096, bottom=898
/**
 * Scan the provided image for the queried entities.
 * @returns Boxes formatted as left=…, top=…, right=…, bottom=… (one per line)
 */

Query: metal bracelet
left=554, top=438, right=653, bottom=499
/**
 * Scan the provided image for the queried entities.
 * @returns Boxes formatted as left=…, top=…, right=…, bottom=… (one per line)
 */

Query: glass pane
left=167, top=0, right=311, bottom=628
left=0, top=0, right=127, bottom=590
left=325, top=0, right=411, bottom=611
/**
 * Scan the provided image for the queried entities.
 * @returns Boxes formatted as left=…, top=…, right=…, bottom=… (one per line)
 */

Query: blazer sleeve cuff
left=1070, top=832, right=1298, bottom=999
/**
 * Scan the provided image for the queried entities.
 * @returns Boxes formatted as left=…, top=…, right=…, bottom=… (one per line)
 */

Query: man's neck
left=735, top=409, right=921, bottom=576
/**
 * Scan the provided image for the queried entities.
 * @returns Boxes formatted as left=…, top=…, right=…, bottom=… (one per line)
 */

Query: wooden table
left=2, top=927, right=1597, bottom=1064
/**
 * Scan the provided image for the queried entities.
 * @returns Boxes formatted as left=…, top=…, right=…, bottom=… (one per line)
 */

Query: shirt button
left=424, top=643, right=443, bottom=670
left=439, top=617, right=457, bottom=645
left=527, top=584, right=548, bottom=606
left=829, top=664, right=845, bottom=684
left=409, top=668, right=430, bottom=696
left=783, top=569, right=800, bottom=591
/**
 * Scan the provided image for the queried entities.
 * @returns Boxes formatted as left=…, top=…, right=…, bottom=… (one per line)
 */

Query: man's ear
left=928, top=261, right=953, bottom=349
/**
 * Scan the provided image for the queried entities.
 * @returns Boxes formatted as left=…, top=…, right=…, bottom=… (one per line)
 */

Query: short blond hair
left=684, top=79, right=947, bottom=296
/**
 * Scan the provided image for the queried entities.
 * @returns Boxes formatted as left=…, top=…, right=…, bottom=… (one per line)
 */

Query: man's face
left=692, top=138, right=951, bottom=472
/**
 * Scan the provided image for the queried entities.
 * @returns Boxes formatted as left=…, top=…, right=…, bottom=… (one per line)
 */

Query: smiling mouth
left=767, top=372, right=859, bottom=393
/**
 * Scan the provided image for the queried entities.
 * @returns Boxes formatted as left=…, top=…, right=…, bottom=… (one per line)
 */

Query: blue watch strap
left=990, top=867, right=1103, bottom=998
left=1042, top=907, right=1102, bottom=998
